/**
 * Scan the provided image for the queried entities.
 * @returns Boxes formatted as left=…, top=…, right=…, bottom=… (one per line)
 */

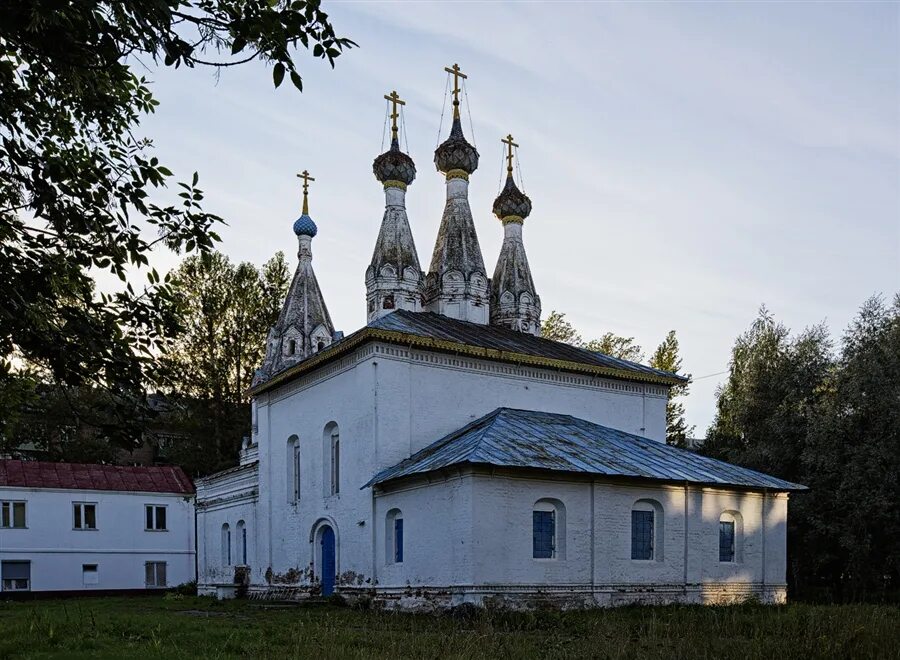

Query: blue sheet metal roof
left=370, top=311, right=685, bottom=383
left=365, top=408, right=806, bottom=492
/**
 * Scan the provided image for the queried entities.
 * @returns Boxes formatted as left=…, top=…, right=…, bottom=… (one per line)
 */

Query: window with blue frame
left=719, top=520, right=735, bottom=562
left=533, top=510, right=555, bottom=559
left=394, top=518, right=403, bottom=563
left=631, top=510, right=654, bottom=560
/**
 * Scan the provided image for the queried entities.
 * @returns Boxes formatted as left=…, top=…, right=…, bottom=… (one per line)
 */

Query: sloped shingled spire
left=490, top=137, right=540, bottom=335
left=254, top=175, right=335, bottom=386
left=366, top=92, right=423, bottom=322
left=424, top=66, right=489, bottom=324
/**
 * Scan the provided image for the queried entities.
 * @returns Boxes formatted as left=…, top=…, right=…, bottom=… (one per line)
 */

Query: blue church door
left=320, top=526, right=336, bottom=596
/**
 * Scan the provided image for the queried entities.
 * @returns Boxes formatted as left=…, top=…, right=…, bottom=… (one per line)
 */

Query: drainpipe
left=683, top=482, right=689, bottom=595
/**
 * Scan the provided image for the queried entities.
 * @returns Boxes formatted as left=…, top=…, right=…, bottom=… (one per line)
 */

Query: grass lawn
left=0, top=595, right=897, bottom=659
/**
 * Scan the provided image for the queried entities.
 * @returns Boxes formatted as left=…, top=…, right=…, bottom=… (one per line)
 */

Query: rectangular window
left=73, top=503, right=97, bottom=530
left=145, top=505, right=167, bottom=531
left=82, top=564, right=99, bottom=586
left=145, top=562, right=167, bottom=588
left=533, top=510, right=555, bottom=559
left=1, top=501, right=26, bottom=528
left=1, top=561, right=31, bottom=591
left=331, top=433, right=340, bottom=495
left=294, top=444, right=301, bottom=502
left=394, top=518, right=404, bottom=563
left=719, top=521, right=736, bottom=562
left=631, top=510, right=654, bottom=560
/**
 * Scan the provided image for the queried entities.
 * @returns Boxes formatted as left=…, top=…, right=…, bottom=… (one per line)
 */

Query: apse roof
left=0, top=460, right=195, bottom=495
left=365, top=408, right=806, bottom=492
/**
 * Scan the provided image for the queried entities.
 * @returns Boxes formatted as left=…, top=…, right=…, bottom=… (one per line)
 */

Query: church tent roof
left=249, top=310, right=686, bottom=395
left=364, top=408, right=806, bottom=492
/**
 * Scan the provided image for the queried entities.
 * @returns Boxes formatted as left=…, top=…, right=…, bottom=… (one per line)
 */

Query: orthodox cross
left=297, top=169, right=315, bottom=214
left=501, top=134, right=519, bottom=176
left=444, top=63, right=467, bottom=118
left=384, top=90, right=405, bottom=141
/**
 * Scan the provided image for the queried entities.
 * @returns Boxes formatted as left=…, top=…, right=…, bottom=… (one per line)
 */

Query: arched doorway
left=319, top=525, right=336, bottom=596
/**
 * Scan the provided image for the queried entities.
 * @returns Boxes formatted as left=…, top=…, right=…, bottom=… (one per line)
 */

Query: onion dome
left=493, top=175, right=532, bottom=222
left=373, top=138, right=416, bottom=186
left=293, top=214, right=318, bottom=237
left=434, top=117, right=479, bottom=176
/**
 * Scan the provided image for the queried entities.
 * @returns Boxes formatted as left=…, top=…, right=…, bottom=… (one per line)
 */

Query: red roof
left=0, top=460, right=194, bottom=495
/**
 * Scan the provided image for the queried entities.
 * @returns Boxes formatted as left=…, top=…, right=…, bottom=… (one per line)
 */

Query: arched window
left=386, top=508, right=403, bottom=564
left=631, top=499, right=664, bottom=561
left=236, top=520, right=247, bottom=565
left=286, top=435, right=300, bottom=503
left=288, top=339, right=296, bottom=355
left=324, top=422, right=340, bottom=496
left=533, top=498, right=566, bottom=560
left=317, top=341, right=325, bottom=352
left=221, top=523, right=231, bottom=566
left=719, top=511, right=743, bottom=563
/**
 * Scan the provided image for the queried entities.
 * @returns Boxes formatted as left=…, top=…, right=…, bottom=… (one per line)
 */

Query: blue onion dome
left=492, top=175, right=532, bottom=221
left=373, top=137, right=416, bottom=186
left=434, top=116, right=479, bottom=175
left=293, top=214, right=318, bottom=237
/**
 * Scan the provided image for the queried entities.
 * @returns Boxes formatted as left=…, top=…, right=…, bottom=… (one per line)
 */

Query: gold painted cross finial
left=444, top=63, right=467, bottom=119
left=501, top=134, right=519, bottom=176
left=384, top=90, right=406, bottom=141
left=297, top=169, right=315, bottom=215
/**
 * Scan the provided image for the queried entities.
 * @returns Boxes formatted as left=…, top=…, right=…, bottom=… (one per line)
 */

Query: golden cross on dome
left=501, top=134, right=519, bottom=176
left=444, top=63, right=467, bottom=118
left=297, top=169, right=315, bottom=214
left=384, top=90, right=405, bottom=140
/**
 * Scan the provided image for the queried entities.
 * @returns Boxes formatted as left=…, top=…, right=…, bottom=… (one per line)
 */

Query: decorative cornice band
left=383, top=180, right=408, bottom=191
left=445, top=169, right=469, bottom=182
left=500, top=215, right=524, bottom=225
left=248, top=326, right=685, bottom=396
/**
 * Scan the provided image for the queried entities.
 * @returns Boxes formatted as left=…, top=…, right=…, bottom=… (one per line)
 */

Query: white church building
left=196, top=69, right=805, bottom=609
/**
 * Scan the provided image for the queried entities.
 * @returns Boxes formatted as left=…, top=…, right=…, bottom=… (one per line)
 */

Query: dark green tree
left=649, top=330, right=693, bottom=446
left=157, top=250, right=288, bottom=470
left=0, top=1, right=353, bottom=443
left=801, top=295, right=900, bottom=601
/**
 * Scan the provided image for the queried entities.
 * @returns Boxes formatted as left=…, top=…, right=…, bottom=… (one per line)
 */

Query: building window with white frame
left=286, top=435, right=300, bottom=503
left=145, top=562, right=166, bottom=588
left=1, top=561, right=30, bottom=591
left=719, top=510, right=743, bottom=563
left=237, top=520, right=247, bottom=565
left=145, top=505, right=167, bottom=531
left=0, top=500, right=26, bottom=529
left=73, top=502, right=97, bottom=530
left=385, top=509, right=403, bottom=564
left=631, top=499, right=665, bottom=562
left=532, top=498, right=566, bottom=560
left=222, top=523, right=231, bottom=566
left=82, top=564, right=99, bottom=586
left=322, top=422, right=340, bottom=497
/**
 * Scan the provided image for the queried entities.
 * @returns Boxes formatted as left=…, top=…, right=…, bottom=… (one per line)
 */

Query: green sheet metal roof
left=365, top=408, right=806, bottom=492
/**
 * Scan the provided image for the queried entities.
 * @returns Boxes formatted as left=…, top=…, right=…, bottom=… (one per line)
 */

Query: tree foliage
left=703, top=297, right=900, bottom=601
left=156, top=250, right=289, bottom=468
left=649, top=330, right=693, bottom=447
left=540, top=311, right=644, bottom=361
left=0, top=1, right=353, bottom=441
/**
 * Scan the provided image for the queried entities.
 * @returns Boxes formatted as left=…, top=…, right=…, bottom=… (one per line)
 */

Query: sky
left=137, top=1, right=900, bottom=435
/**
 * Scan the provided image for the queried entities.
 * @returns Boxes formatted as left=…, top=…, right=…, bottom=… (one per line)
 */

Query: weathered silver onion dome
left=434, top=117, right=479, bottom=175
left=492, top=175, right=532, bottom=221
left=373, top=137, right=416, bottom=186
